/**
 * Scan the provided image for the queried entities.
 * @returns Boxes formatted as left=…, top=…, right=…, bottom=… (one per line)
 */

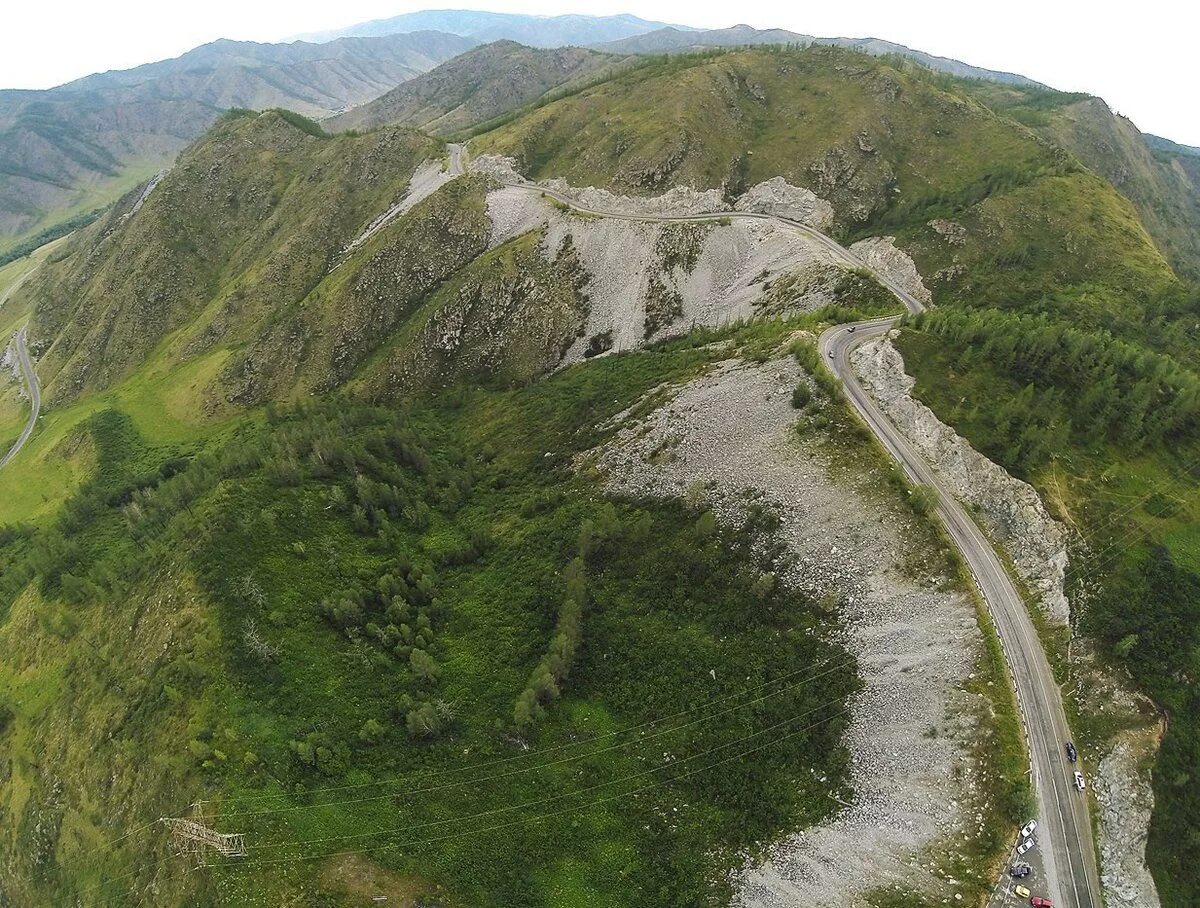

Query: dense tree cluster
left=912, top=307, right=1200, bottom=464
left=513, top=557, right=587, bottom=729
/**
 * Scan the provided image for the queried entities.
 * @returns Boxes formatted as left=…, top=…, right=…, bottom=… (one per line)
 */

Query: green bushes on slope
left=0, top=337, right=856, bottom=906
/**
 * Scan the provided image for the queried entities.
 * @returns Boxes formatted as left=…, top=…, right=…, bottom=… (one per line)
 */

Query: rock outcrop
left=849, top=236, right=933, bottom=305
left=852, top=335, right=1071, bottom=623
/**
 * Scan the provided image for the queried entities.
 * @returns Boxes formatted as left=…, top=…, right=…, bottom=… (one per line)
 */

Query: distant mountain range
left=296, top=9, right=687, bottom=47
left=325, top=40, right=621, bottom=136
left=592, top=25, right=1041, bottom=87
left=1147, top=134, right=1200, bottom=158
left=0, top=31, right=473, bottom=250
left=3, top=8, right=1197, bottom=261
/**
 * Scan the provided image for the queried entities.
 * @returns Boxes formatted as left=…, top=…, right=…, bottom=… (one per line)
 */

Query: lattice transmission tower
left=160, top=802, right=247, bottom=866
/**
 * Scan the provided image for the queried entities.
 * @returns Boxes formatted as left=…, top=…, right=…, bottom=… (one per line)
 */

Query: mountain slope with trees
left=0, top=32, right=474, bottom=255
left=963, top=83, right=1200, bottom=280
left=325, top=41, right=621, bottom=136
left=2, top=36, right=1200, bottom=908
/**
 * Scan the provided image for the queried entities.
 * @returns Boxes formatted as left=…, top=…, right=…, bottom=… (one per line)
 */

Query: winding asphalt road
left=822, top=320, right=1101, bottom=908
left=448, top=142, right=1101, bottom=907
left=0, top=266, right=40, bottom=471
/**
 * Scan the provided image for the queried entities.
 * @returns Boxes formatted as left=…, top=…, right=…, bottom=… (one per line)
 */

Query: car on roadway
left=827, top=350, right=834, bottom=358
left=1014, top=885, right=1031, bottom=899
left=1009, top=863, right=1032, bottom=878
left=1020, top=819, right=1038, bottom=838
left=1017, top=837, right=1037, bottom=855
left=1074, top=770, right=1087, bottom=790
left=1065, top=741, right=1077, bottom=762
left=846, top=325, right=856, bottom=332
left=1031, top=898, right=1053, bottom=907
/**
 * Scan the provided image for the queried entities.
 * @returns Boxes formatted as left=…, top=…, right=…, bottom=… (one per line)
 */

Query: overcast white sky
left=3, top=0, right=1196, bottom=145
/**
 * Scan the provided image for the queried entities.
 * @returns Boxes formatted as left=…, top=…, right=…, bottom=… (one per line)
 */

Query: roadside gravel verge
left=586, top=357, right=986, bottom=906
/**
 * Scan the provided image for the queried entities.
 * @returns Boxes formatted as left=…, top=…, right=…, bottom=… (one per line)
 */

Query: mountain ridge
left=296, top=9, right=687, bottom=46
left=0, top=31, right=475, bottom=253
left=592, top=24, right=1042, bottom=87
left=324, top=40, right=623, bottom=135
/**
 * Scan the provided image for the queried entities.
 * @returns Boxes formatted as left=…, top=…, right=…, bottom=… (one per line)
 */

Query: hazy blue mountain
left=296, top=9, right=688, bottom=47
left=325, top=40, right=621, bottom=135
left=0, top=31, right=474, bottom=249
left=1147, top=134, right=1200, bottom=158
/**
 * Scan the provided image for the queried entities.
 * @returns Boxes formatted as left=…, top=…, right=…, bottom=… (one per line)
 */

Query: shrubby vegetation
left=898, top=297, right=1200, bottom=903
left=0, top=331, right=858, bottom=906
left=0, top=207, right=106, bottom=268
left=905, top=307, right=1200, bottom=473
left=513, top=556, right=586, bottom=728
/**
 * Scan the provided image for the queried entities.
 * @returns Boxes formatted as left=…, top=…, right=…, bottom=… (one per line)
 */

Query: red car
left=1031, top=898, right=1053, bottom=907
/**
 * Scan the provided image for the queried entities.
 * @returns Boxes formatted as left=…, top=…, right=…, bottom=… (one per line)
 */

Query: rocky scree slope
left=483, top=175, right=874, bottom=362
left=588, top=357, right=989, bottom=907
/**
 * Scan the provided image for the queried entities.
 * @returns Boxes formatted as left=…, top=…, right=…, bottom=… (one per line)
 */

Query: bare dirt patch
left=486, top=187, right=847, bottom=363
left=318, top=853, right=446, bottom=906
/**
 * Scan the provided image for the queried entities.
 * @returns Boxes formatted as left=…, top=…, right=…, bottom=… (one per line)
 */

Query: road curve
left=0, top=325, right=40, bottom=470
left=448, top=146, right=1102, bottom=907
left=821, top=320, right=1101, bottom=908
left=0, top=263, right=41, bottom=470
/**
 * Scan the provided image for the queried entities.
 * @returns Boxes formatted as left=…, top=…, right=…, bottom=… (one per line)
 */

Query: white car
left=1017, top=837, right=1037, bottom=856
left=1020, top=819, right=1038, bottom=838
left=1074, top=771, right=1087, bottom=791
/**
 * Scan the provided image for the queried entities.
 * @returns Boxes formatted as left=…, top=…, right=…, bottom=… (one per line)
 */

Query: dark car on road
left=1065, top=741, right=1077, bottom=762
left=1010, top=863, right=1032, bottom=878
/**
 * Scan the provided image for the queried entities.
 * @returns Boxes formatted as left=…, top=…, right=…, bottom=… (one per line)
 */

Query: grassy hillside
left=326, top=41, right=622, bottom=136
left=21, top=111, right=443, bottom=405
left=0, top=32, right=476, bottom=254
left=0, top=324, right=872, bottom=907
left=964, top=83, right=1200, bottom=281
left=475, top=48, right=1060, bottom=223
